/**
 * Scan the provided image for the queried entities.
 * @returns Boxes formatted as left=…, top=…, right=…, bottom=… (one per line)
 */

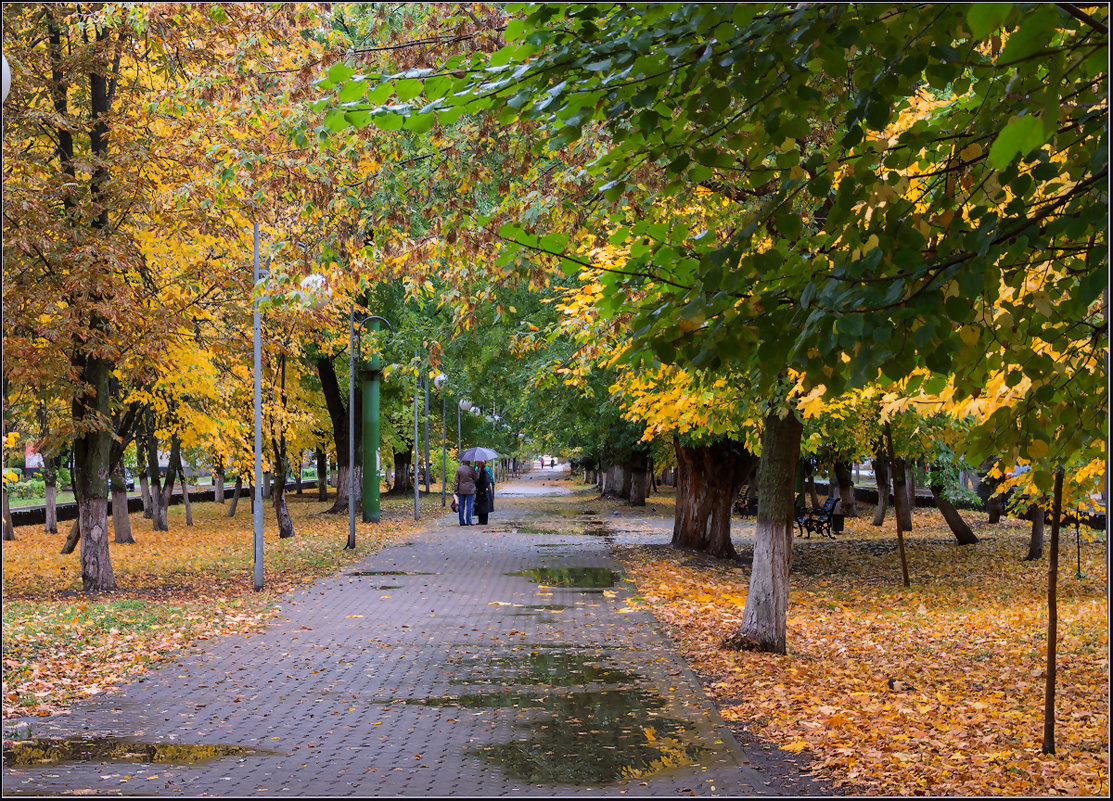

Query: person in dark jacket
left=474, top=460, right=495, bottom=525
left=453, top=461, right=477, bottom=525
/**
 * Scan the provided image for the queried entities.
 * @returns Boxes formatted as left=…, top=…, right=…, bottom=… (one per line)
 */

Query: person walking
left=453, top=460, right=477, bottom=526
left=474, top=460, right=495, bottom=525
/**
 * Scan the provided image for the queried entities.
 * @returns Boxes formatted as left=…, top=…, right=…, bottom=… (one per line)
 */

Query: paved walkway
left=4, top=468, right=777, bottom=796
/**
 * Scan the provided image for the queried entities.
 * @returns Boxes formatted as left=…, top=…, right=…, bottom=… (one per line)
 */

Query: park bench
left=796, top=496, right=838, bottom=539
left=734, top=486, right=759, bottom=517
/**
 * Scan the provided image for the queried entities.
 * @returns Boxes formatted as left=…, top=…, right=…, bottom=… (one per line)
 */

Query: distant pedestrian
left=474, top=460, right=495, bottom=525
left=453, top=461, right=477, bottom=525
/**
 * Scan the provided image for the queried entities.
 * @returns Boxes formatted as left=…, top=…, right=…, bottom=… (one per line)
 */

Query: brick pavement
left=3, top=468, right=778, bottom=797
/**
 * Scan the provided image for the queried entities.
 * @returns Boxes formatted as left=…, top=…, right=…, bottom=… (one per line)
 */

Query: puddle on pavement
left=346, top=570, right=437, bottom=576
left=508, top=566, right=622, bottom=588
left=581, top=527, right=614, bottom=538
left=372, top=584, right=402, bottom=590
left=510, top=604, right=570, bottom=618
left=2, top=737, right=268, bottom=767
left=419, top=648, right=714, bottom=784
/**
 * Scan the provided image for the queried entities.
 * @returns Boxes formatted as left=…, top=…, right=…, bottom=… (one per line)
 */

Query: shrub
left=11, top=479, right=45, bottom=499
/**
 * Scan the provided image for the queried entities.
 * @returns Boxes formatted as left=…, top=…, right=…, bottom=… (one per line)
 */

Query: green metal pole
left=362, top=320, right=381, bottom=523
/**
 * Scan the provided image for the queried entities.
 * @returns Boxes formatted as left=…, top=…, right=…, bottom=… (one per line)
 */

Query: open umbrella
left=460, top=446, right=499, bottom=462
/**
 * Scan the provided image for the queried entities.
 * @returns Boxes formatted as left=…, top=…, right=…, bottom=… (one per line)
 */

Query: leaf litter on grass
left=2, top=494, right=440, bottom=721
left=611, top=504, right=1108, bottom=796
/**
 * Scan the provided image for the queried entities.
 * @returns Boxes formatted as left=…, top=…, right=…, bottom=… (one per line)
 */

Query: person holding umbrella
left=458, top=447, right=499, bottom=527
left=453, top=460, right=477, bottom=526
left=474, top=460, right=495, bottom=525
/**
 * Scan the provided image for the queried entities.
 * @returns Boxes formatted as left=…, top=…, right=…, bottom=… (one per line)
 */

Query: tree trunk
left=727, top=409, right=802, bottom=654
left=603, top=464, right=632, bottom=500
left=61, top=516, right=80, bottom=554
left=263, top=471, right=272, bottom=499
left=987, top=495, right=1005, bottom=523
left=390, top=449, right=414, bottom=494
left=891, top=457, right=913, bottom=530
left=153, top=436, right=180, bottom=532
left=905, top=459, right=919, bottom=517
left=930, top=483, right=979, bottom=544
left=316, top=355, right=360, bottom=513
left=137, top=436, right=152, bottom=518
left=805, top=461, right=821, bottom=509
left=871, top=455, right=889, bottom=526
left=43, top=458, right=59, bottom=533
left=274, top=479, right=296, bottom=539
left=316, top=447, right=328, bottom=501
left=833, top=461, right=858, bottom=517
left=671, top=436, right=758, bottom=560
left=629, top=468, right=648, bottom=506
left=79, top=496, right=115, bottom=592
left=332, top=463, right=360, bottom=511
left=180, top=470, right=193, bottom=526
left=1025, top=505, right=1045, bottom=560
left=214, top=464, right=225, bottom=504
left=227, top=476, right=243, bottom=517
left=111, top=459, right=134, bottom=544
left=2, top=488, right=14, bottom=541
left=72, top=360, right=115, bottom=589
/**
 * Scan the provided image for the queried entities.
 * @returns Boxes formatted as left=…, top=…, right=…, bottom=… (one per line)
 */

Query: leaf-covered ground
left=2, top=491, right=445, bottom=720
left=603, top=491, right=1109, bottom=796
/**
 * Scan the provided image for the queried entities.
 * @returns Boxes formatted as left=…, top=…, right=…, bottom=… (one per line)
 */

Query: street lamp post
left=252, top=221, right=266, bottom=591
left=423, top=375, right=431, bottom=495
left=413, top=349, right=420, bottom=521
left=434, top=373, right=447, bottom=507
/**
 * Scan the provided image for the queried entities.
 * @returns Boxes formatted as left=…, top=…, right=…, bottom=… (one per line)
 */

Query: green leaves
left=966, top=4, right=1012, bottom=40
left=988, top=116, right=1044, bottom=169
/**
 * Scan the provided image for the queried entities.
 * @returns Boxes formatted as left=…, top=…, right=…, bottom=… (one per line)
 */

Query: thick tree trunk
left=727, top=409, right=803, bottom=654
left=72, top=360, right=115, bottom=590
left=316, top=447, right=328, bottom=501
left=871, top=455, right=889, bottom=526
left=227, top=476, right=243, bottom=517
left=987, top=495, right=1005, bottom=523
left=317, top=356, right=360, bottom=513
left=629, top=469, right=648, bottom=506
left=891, top=457, right=913, bottom=530
left=390, top=449, right=414, bottom=494
left=602, top=464, right=628, bottom=499
left=111, top=460, right=134, bottom=544
left=274, top=480, right=296, bottom=539
left=671, top=436, right=758, bottom=560
left=78, top=496, right=115, bottom=592
left=930, top=484, right=978, bottom=544
left=833, top=461, right=858, bottom=517
left=263, top=471, right=272, bottom=500
left=43, top=459, right=59, bottom=533
left=1025, top=506, right=1045, bottom=560
left=333, top=464, right=354, bottom=511
left=214, top=465, right=225, bottom=505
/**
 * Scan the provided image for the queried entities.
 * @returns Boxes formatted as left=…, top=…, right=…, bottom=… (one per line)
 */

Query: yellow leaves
left=958, top=324, right=981, bottom=347
left=616, top=507, right=1109, bottom=797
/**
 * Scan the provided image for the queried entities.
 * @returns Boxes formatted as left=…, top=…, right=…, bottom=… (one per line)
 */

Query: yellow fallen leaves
left=615, top=506, right=1109, bottom=797
left=2, top=493, right=439, bottom=719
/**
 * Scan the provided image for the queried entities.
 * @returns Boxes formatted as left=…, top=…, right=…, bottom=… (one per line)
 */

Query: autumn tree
left=336, top=3, right=1107, bottom=653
